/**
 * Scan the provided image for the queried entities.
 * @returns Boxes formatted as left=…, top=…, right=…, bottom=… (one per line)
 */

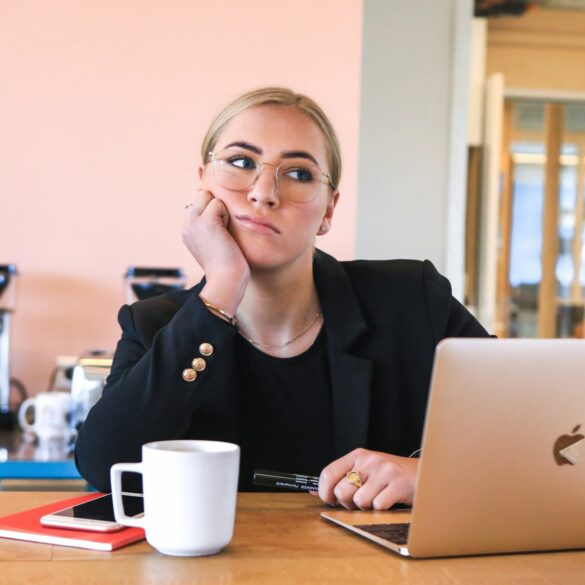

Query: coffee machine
left=0, top=264, right=18, bottom=429
left=70, top=350, right=115, bottom=433
left=69, top=266, right=186, bottom=431
left=124, top=267, right=186, bottom=304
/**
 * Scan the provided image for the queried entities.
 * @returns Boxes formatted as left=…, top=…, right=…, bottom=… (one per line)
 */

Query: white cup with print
left=18, top=391, right=73, bottom=442
left=110, top=440, right=240, bottom=556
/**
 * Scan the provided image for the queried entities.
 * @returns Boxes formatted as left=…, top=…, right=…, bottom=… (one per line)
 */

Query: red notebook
left=0, top=494, right=145, bottom=551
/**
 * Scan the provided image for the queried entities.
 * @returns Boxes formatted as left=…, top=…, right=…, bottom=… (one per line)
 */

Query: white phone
left=40, top=493, right=144, bottom=532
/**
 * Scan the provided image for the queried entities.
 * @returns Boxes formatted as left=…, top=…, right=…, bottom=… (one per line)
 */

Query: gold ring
left=346, top=470, right=362, bottom=488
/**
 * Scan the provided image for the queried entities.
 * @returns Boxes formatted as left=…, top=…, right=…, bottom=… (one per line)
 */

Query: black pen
left=253, top=469, right=319, bottom=492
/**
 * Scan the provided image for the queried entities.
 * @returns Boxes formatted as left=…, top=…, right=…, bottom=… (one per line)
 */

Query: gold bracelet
left=200, top=297, right=237, bottom=327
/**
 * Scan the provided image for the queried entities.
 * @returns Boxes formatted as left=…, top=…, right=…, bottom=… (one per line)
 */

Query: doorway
left=497, top=100, right=585, bottom=338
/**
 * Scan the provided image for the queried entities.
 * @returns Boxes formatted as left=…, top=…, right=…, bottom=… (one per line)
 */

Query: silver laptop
left=322, top=338, right=585, bottom=558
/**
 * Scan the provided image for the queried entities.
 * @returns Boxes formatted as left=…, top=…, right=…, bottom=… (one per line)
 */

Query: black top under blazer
left=75, top=250, right=490, bottom=492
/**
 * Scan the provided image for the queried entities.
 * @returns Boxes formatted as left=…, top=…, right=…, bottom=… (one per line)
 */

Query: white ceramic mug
left=111, top=440, right=240, bottom=556
left=18, top=391, right=73, bottom=442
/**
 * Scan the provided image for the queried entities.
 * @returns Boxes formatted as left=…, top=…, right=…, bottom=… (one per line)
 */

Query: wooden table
left=1, top=492, right=584, bottom=584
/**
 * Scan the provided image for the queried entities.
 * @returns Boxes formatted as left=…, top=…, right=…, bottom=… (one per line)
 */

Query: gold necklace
left=238, top=312, right=322, bottom=349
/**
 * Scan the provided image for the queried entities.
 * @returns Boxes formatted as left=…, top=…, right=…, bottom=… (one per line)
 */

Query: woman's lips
left=235, top=215, right=280, bottom=235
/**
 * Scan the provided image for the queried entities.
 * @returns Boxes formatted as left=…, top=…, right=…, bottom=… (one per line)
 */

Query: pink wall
left=0, top=1, right=362, bottom=397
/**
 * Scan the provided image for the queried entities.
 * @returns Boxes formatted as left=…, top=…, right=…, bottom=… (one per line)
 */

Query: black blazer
left=75, top=250, right=489, bottom=492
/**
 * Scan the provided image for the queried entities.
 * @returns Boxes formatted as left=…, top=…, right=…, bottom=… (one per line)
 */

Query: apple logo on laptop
left=553, top=424, right=584, bottom=465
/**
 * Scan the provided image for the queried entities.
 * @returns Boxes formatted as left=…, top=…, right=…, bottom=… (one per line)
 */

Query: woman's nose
left=247, top=164, right=280, bottom=208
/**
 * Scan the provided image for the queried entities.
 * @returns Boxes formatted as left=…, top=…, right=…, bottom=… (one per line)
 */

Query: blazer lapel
left=314, top=250, right=373, bottom=458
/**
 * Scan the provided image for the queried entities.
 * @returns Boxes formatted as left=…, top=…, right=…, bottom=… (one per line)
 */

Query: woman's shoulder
left=314, top=250, right=455, bottom=328
left=131, top=286, right=194, bottom=313
left=343, top=257, right=441, bottom=281
left=346, top=258, right=450, bottom=305
left=315, top=251, right=488, bottom=341
left=316, top=250, right=449, bottom=296
left=118, top=285, right=201, bottom=337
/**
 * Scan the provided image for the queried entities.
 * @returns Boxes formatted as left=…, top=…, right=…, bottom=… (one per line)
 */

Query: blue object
left=0, top=459, right=81, bottom=480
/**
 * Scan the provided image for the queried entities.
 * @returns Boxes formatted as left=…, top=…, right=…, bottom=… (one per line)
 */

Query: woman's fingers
left=318, top=449, right=361, bottom=506
left=187, top=189, right=214, bottom=216
left=332, top=477, right=362, bottom=510
left=202, top=197, right=230, bottom=228
left=185, top=189, right=230, bottom=229
left=318, top=448, right=419, bottom=511
left=371, top=481, right=411, bottom=511
left=351, top=474, right=389, bottom=511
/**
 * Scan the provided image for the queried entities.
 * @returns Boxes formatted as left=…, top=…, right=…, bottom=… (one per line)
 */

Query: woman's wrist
left=199, top=275, right=247, bottom=321
left=199, top=296, right=237, bottom=326
left=200, top=273, right=248, bottom=315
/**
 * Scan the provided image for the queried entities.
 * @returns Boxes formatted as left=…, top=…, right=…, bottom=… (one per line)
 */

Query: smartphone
left=40, top=493, right=144, bottom=533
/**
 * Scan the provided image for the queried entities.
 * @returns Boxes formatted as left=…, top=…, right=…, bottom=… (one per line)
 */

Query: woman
left=75, top=87, right=489, bottom=510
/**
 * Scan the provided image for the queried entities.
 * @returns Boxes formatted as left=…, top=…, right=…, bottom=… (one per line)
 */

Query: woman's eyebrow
left=224, top=141, right=262, bottom=154
left=281, top=151, right=319, bottom=166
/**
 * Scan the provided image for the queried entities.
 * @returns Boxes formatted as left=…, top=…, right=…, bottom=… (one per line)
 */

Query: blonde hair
left=201, top=87, right=342, bottom=190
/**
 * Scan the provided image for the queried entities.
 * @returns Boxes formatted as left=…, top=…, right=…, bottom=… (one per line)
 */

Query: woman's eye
left=285, top=168, right=314, bottom=182
left=228, top=156, right=256, bottom=170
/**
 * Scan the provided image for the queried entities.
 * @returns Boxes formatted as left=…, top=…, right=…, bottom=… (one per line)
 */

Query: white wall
left=356, top=0, right=473, bottom=299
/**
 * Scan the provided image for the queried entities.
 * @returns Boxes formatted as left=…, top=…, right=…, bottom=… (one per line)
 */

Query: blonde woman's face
left=199, top=105, right=338, bottom=271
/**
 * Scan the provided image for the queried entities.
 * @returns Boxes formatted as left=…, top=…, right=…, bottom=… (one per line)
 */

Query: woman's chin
left=232, top=229, right=314, bottom=273
left=229, top=233, right=273, bottom=266
left=239, top=244, right=308, bottom=273
left=242, top=250, right=284, bottom=272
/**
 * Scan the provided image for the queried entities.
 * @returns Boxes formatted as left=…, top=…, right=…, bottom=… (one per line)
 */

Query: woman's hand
left=317, top=448, right=419, bottom=511
left=182, top=189, right=250, bottom=315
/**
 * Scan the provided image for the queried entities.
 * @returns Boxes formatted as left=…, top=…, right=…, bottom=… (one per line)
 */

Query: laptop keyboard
left=354, top=522, right=410, bottom=545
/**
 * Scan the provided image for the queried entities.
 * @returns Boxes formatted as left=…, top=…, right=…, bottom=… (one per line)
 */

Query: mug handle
left=18, top=397, right=36, bottom=433
left=110, top=462, right=146, bottom=529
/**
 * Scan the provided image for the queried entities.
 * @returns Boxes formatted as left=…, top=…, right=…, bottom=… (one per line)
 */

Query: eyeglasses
left=207, top=148, right=332, bottom=203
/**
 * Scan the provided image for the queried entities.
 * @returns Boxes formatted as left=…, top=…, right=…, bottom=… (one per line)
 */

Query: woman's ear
left=198, top=166, right=204, bottom=179
left=317, top=191, right=340, bottom=236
